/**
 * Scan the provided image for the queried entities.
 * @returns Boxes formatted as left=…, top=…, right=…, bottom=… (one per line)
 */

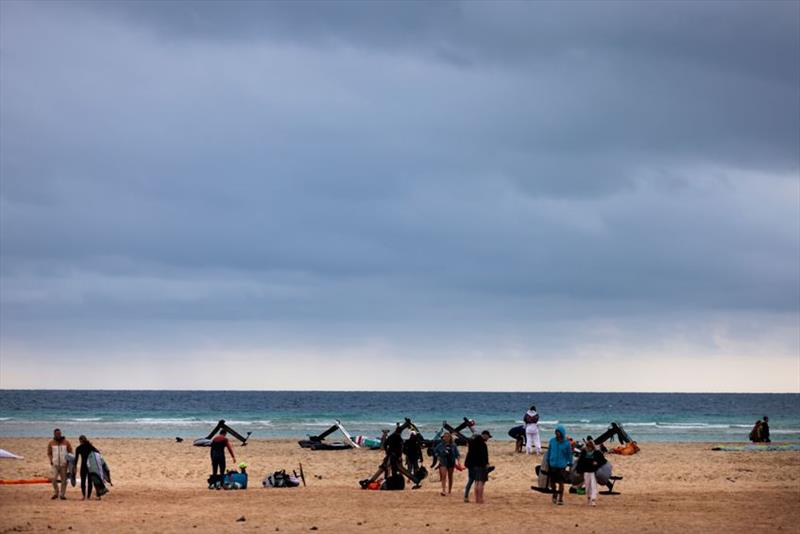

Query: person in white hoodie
left=47, top=428, right=73, bottom=500
left=524, top=406, right=541, bottom=455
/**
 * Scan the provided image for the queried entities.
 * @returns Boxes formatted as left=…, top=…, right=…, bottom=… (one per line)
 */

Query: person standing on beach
left=47, top=428, right=73, bottom=500
left=576, top=439, right=605, bottom=506
left=524, top=405, right=541, bottom=455
left=209, top=429, right=236, bottom=489
left=546, top=424, right=572, bottom=505
left=75, top=435, right=99, bottom=500
left=433, top=432, right=460, bottom=496
left=464, top=430, right=491, bottom=504
left=403, top=431, right=424, bottom=486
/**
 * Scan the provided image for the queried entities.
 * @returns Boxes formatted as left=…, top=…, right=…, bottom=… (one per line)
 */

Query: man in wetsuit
left=75, top=435, right=99, bottom=500
left=209, top=429, right=237, bottom=489
left=384, top=428, right=404, bottom=477
left=403, top=431, right=424, bottom=483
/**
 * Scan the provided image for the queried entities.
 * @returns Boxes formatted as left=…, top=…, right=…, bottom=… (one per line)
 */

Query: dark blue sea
left=1, top=390, right=798, bottom=443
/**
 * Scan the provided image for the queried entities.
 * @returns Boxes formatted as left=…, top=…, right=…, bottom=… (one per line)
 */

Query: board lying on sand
left=711, top=444, right=800, bottom=452
left=0, top=478, right=51, bottom=485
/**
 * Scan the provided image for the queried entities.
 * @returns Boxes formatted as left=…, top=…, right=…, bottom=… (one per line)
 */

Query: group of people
left=46, top=428, right=111, bottom=500
left=366, top=425, right=494, bottom=503
left=429, top=430, right=493, bottom=503
left=749, top=416, right=771, bottom=443
left=545, top=424, right=606, bottom=506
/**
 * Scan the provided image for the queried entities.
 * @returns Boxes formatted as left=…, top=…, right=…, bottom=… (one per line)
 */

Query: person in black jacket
left=74, top=435, right=99, bottom=500
left=761, top=416, right=771, bottom=443
left=576, top=439, right=606, bottom=506
left=403, top=431, right=424, bottom=486
left=463, top=430, right=491, bottom=503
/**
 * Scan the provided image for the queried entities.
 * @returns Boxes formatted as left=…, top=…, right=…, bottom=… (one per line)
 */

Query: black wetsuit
left=384, top=433, right=404, bottom=476
left=403, top=435, right=423, bottom=477
left=762, top=421, right=771, bottom=443
left=210, top=436, right=230, bottom=483
left=75, top=443, right=98, bottom=498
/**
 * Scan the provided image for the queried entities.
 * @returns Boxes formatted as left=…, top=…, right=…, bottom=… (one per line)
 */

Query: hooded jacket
left=524, top=410, right=539, bottom=430
left=546, top=425, right=573, bottom=469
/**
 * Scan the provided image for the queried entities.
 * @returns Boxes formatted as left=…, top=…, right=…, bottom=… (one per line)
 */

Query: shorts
left=439, top=458, right=456, bottom=469
left=548, top=467, right=567, bottom=483
left=468, top=466, right=488, bottom=482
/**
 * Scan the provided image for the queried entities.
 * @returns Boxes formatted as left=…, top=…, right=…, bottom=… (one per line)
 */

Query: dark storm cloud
left=0, top=0, right=798, bottom=368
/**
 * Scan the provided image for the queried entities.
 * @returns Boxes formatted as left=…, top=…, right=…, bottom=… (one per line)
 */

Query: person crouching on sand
left=47, top=428, right=73, bottom=500
left=547, top=425, right=572, bottom=505
left=576, top=439, right=605, bottom=506
left=210, top=429, right=236, bottom=489
left=464, top=430, right=491, bottom=504
left=433, top=432, right=460, bottom=496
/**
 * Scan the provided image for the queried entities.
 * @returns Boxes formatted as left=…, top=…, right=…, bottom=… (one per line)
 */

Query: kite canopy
left=0, top=448, right=23, bottom=459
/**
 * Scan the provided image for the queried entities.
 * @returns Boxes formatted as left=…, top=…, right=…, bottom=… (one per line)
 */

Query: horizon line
left=1, top=388, right=798, bottom=394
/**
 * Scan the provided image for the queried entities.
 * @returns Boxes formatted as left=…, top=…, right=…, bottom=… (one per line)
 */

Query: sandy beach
left=1, top=438, right=798, bottom=533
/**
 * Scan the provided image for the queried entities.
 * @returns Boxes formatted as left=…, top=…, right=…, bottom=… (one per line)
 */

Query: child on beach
left=576, top=439, right=606, bottom=506
left=433, top=432, right=460, bottom=496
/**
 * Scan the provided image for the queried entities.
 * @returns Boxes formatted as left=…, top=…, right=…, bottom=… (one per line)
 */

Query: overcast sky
left=1, top=0, right=798, bottom=391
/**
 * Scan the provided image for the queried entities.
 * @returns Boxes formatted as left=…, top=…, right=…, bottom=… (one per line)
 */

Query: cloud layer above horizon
left=1, top=0, right=798, bottom=391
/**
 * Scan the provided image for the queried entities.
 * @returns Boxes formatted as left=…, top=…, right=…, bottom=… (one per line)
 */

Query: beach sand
left=1, top=438, right=798, bottom=533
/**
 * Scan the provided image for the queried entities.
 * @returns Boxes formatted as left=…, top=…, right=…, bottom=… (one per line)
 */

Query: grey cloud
left=0, top=0, right=797, bottom=368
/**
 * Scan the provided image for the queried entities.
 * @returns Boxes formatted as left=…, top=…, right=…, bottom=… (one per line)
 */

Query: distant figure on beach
left=403, top=431, right=424, bottom=486
left=209, top=429, right=236, bottom=489
left=749, top=420, right=763, bottom=442
left=547, top=425, right=572, bottom=505
left=75, top=435, right=99, bottom=500
left=464, top=430, right=491, bottom=504
left=576, top=439, right=605, bottom=506
left=47, top=428, right=73, bottom=500
left=749, top=417, right=772, bottom=443
left=433, top=432, right=460, bottom=496
left=524, top=405, right=541, bottom=455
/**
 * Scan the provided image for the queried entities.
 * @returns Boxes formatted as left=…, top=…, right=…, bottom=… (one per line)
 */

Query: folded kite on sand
left=0, top=448, right=24, bottom=460
left=0, top=478, right=51, bottom=485
left=711, top=444, right=800, bottom=452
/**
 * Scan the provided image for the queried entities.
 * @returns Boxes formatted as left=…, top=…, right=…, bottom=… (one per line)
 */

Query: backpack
left=380, top=474, right=405, bottom=491
left=263, top=470, right=300, bottom=488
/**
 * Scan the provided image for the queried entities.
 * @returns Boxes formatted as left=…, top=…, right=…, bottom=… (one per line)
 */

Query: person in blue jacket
left=546, top=424, right=573, bottom=505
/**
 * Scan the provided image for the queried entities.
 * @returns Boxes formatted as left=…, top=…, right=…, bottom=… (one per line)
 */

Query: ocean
left=0, top=390, right=798, bottom=443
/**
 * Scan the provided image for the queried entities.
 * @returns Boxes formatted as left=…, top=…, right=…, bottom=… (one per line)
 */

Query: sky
left=0, top=0, right=798, bottom=392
